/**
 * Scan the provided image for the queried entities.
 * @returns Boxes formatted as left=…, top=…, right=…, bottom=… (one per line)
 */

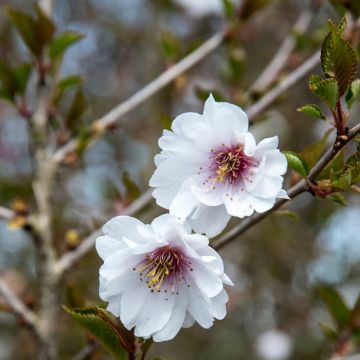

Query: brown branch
left=247, top=49, right=321, bottom=120
left=0, top=206, right=14, bottom=220
left=0, top=278, right=38, bottom=328
left=52, top=29, right=226, bottom=164
left=213, top=123, right=360, bottom=250
left=54, top=189, right=154, bottom=275
left=250, top=9, right=313, bottom=94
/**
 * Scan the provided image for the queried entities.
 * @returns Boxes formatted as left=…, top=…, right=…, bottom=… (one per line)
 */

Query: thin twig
left=250, top=9, right=313, bottom=94
left=247, top=49, right=321, bottom=120
left=213, top=123, right=360, bottom=250
left=0, top=278, right=38, bottom=327
left=52, top=29, right=226, bottom=164
left=54, top=189, right=154, bottom=275
left=39, top=0, right=54, bottom=17
left=0, top=206, right=14, bottom=220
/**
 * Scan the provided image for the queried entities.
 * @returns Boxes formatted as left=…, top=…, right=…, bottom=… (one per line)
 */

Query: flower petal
left=188, top=204, right=231, bottom=238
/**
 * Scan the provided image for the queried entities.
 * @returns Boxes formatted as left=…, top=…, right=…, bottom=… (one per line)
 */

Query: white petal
left=182, top=232, right=209, bottom=250
left=221, top=273, right=234, bottom=286
left=134, top=292, right=176, bottom=338
left=260, top=149, right=288, bottom=176
left=243, top=132, right=257, bottom=156
left=153, top=289, right=188, bottom=342
left=209, top=290, right=228, bottom=320
left=182, top=312, right=195, bottom=328
left=171, top=112, right=205, bottom=139
left=106, top=295, right=121, bottom=317
left=197, top=246, right=225, bottom=275
left=102, top=216, right=148, bottom=244
left=188, top=204, right=231, bottom=238
left=251, top=175, right=284, bottom=199
left=190, top=182, right=225, bottom=207
left=256, top=136, right=279, bottom=151
left=96, top=235, right=126, bottom=260
left=204, top=94, right=248, bottom=136
left=277, top=189, right=290, bottom=199
left=120, top=285, right=149, bottom=329
left=224, top=191, right=254, bottom=218
left=247, top=195, right=276, bottom=213
left=169, top=181, right=199, bottom=222
left=187, top=285, right=214, bottom=329
left=191, top=262, right=223, bottom=298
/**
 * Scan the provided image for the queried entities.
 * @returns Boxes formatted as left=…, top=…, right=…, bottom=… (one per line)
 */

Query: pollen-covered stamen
left=133, top=246, right=192, bottom=292
left=212, top=145, right=258, bottom=184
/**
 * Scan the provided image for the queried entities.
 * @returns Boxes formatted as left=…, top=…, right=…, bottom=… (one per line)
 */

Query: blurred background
left=0, top=0, right=359, bottom=359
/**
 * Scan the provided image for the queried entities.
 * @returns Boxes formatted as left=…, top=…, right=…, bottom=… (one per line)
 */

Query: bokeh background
left=0, top=0, right=359, bottom=359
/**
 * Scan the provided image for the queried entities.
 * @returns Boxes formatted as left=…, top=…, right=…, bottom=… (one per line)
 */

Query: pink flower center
left=133, top=246, right=192, bottom=295
left=211, top=145, right=258, bottom=184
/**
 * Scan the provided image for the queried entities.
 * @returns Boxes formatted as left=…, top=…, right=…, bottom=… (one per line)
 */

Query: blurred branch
left=213, top=123, right=360, bottom=250
left=247, top=49, right=321, bottom=120
left=39, top=0, right=54, bottom=17
left=54, top=189, right=154, bottom=275
left=0, top=278, right=38, bottom=327
left=52, top=29, right=226, bottom=164
left=72, top=342, right=99, bottom=360
left=0, top=206, right=14, bottom=220
left=250, top=9, right=313, bottom=94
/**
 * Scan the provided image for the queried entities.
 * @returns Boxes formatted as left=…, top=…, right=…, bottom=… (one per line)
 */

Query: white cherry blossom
left=149, top=94, right=288, bottom=238
left=96, top=214, right=233, bottom=342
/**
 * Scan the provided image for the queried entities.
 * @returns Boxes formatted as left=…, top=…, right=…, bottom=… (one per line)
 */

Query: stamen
left=134, top=246, right=190, bottom=294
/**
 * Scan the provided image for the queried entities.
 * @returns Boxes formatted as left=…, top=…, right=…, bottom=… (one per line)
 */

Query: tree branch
left=250, top=9, right=313, bottom=94
left=247, top=49, right=321, bottom=120
left=213, top=123, right=360, bottom=250
left=0, top=206, right=14, bottom=221
left=54, top=189, right=154, bottom=275
left=52, top=29, right=227, bottom=164
left=0, top=278, right=38, bottom=327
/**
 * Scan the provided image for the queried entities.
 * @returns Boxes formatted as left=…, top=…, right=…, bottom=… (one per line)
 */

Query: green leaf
left=297, top=104, right=326, bottom=120
left=122, top=171, right=140, bottom=202
left=6, top=7, right=39, bottom=56
left=13, top=63, right=32, bottom=95
left=6, top=5, right=55, bottom=58
left=319, top=322, right=338, bottom=341
left=321, top=23, right=357, bottom=95
left=66, top=90, right=87, bottom=131
left=309, top=76, right=339, bottom=111
left=346, top=152, right=360, bottom=184
left=274, top=210, right=299, bottom=221
left=160, top=114, right=172, bottom=130
left=64, top=306, right=132, bottom=360
left=239, top=0, right=270, bottom=20
left=283, top=151, right=310, bottom=177
left=34, top=4, right=55, bottom=49
left=327, top=192, right=348, bottom=206
left=49, top=31, right=85, bottom=60
left=54, top=75, right=83, bottom=104
left=160, top=30, right=182, bottom=61
left=330, top=0, right=360, bottom=19
left=222, top=0, right=236, bottom=18
left=302, top=129, right=333, bottom=167
left=319, top=150, right=345, bottom=180
left=0, top=61, right=32, bottom=101
left=331, top=167, right=352, bottom=189
left=345, top=79, right=360, bottom=107
left=319, top=287, right=351, bottom=328
left=76, top=127, right=92, bottom=156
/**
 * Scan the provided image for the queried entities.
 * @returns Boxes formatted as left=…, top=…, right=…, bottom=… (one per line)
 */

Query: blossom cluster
left=97, top=95, right=288, bottom=341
